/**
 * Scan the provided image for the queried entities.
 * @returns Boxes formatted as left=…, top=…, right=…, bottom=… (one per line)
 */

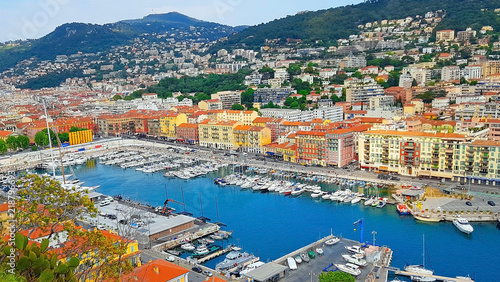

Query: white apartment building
left=441, top=66, right=461, bottom=82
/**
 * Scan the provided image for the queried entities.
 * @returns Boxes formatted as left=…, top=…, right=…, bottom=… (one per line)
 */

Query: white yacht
left=325, top=237, right=340, bottom=246
left=453, top=217, right=474, bottom=234
left=180, top=243, right=195, bottom=251
left=342, top=254, right=367, bottom=267
left=334, top=263, right=361, bottom=276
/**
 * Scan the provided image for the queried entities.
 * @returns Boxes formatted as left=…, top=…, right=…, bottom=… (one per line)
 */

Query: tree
left=35, top=129, right=57, bottom=147
left=58, top=132, right=69, bottom=143
left=5, top=136, right=17, bottom=151
left=112, top=95, right=122, bottom=101
left=0, top=174, right=133, bottom=281
left=16, top=135, right=30, bottom=150
left=319, top=271, right=355, bottom=282
left=0, top=140, right=6, bottom=155
left=31, top=145, right=38, bottom=151
left=231, top=103, right=245, bottom=110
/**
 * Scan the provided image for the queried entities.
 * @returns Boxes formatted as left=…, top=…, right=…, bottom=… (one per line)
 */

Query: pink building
left=326, top=128, right=356, bottom=167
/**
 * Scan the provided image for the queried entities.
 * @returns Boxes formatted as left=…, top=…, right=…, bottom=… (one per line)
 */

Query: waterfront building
left=359, top=130, right=467, bottom=179
left=176, top=123, right=199, bottom=144
left=326, top=129, right=356, bottom=167
left=233, top=125, right=272, bottom=153
left=206, top=110, right=259, bottom=126
left=252, top=117, right=284, bottom=142
left=160, top=112, right=188, bottom=139
left=296, top=131, right=328, bottom=166
left=198, top=119, right=242, bottom=150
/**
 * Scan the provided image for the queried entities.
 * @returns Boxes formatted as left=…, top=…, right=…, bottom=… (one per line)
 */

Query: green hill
left=0, top=12, right=246, bottom=72
left=217, top=0, right=500, bottom=48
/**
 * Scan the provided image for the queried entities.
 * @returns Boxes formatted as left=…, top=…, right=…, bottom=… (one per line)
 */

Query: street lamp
left=372, top=230, right=377, bottom=246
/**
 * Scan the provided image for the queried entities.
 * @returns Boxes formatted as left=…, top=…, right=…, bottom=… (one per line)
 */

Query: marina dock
left=193, top=245, right=234, bottom=264
left=391, top=269, right=474, bottom=282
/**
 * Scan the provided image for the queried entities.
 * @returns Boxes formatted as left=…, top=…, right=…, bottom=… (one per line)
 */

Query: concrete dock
left=252, top=235, right=393, bottom=282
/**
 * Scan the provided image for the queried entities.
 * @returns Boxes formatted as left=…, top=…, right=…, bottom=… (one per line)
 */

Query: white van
left=100, top=200, right=110, bottom=207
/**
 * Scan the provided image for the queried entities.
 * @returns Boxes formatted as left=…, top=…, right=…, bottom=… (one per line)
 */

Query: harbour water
left=73, top=160, right=497, bottom=281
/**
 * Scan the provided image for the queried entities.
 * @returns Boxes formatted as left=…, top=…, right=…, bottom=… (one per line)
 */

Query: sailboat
left=404, top=234, right=434, bottom=276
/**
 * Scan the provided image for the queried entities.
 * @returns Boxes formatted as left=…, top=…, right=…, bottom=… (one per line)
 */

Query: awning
left=430, top=171, right=453, bottom=178
left=418, top=171, right=431, bottom=176
left=379, top=166, right=389, bottom=171
left=266, top=152, right=275, bottom=155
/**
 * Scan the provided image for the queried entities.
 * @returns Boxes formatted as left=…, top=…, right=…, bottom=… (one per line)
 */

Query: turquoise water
left=73, top=161, right=497, bottom=281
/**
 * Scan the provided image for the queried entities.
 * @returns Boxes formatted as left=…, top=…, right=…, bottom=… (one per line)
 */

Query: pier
left=193, top=245, right=234, bottom=264
left=391, top=269, right=474, bottom=282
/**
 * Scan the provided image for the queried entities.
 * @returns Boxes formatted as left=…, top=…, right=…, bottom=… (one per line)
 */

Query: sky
left=0, top=0, right=360, bottom=42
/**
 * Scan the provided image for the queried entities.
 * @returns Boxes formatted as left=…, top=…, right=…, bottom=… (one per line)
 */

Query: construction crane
left=162, top=198, right=184, bottom=214
left=353, top=218, right=364, bottom=244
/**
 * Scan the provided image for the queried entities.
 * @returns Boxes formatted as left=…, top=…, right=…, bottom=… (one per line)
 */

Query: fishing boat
left=413, top=213, right=441, bottom=222
left=294, top=255, right=302, bottom=264
left=325, top=237, right=340, bottom=246
left=309, top=250, right=316, bottom=258
left=192, top=244, right=209, bottom=256
left=165, top=249, right=181, bottom=256
left=334, top=263, right=361, bottom=276
left=397, top=203, right=411, bottom=215
left=453, top=217, right=474, bottom=234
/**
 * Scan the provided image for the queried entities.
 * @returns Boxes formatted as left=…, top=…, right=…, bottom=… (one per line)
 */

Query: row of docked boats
left=164, top=162, right=228, bottom=180
left=215, top=173, right=390, bottom=208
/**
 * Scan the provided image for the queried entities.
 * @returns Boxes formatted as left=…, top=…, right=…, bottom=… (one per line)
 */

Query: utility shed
left=245, top=262, right=288, bottom=282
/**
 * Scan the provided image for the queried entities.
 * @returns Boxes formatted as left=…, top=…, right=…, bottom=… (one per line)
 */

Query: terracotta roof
left=472, top=140, right=500, bottom=147
left=296, top=131, right=326, bottom=137
left=177, top=123, right=199, bottom=129
left=121, top=260, right=189, bottom=282
left=0, top=130, right=13, bottom=137
left=365, top=130, right=466, bottom=139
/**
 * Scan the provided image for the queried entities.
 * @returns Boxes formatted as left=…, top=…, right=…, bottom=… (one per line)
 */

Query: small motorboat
left=315, top=248, right=323, bottom=255
left=165, top=249, right=181, bottom=256
left=453, top=217, right=474, bottom=234
left=308, top=250, right=316, bottom=259
left=180, top=243, right=195, bottom=251
left=287, top=257, right=297, bottom=270
left=294, top=255, right=302, bottom=264
left=300, top=253, right=310, bottom=263
left=342, top=254, right=367, bottom=267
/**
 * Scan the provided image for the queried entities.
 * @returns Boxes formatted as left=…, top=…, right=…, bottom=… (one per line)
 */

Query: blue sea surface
left=74, top=161, right=497, bottom=281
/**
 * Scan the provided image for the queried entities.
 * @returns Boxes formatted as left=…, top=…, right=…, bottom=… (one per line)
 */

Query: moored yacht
left=453, top=217, right=474, bottom=234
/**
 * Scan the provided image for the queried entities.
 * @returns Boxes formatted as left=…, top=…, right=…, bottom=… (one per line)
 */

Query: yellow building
left=234, top=125, right=272, bottom=153
left=359, top=130, right=467, bottom=179
left=160, top=112, right=188, bottom=138
left=207, top=110, right=259, bottom=125
left=198, top=119, right=242, bottom=150
left=69, top=129, right=93, bottom=145
left=403, top=104, right=416, bottom=116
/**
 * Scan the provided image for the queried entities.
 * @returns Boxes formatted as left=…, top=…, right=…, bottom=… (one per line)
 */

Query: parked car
left=488, top=200, right=496, bottom=206
left=191, top=266, right=203, bottom=273
left=465, top=201, right=472, bottom=206
left=203, top=270, right=213, bottom=277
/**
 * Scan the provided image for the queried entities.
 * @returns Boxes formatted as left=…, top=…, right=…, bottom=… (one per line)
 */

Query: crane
left=162, top=198, right=184, bottom=214
left=353, top=218, right=364, bottom=244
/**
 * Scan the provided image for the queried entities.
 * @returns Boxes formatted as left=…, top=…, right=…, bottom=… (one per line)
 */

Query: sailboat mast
left=215, top=195, right=219, bottom=221
left=181, top=188, right=186, bottom=212
left=42, top=100, right=56, bottom=177
left=199, top=192, right=203, bottom=217
left=423, top=234, right=425, bottom=267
